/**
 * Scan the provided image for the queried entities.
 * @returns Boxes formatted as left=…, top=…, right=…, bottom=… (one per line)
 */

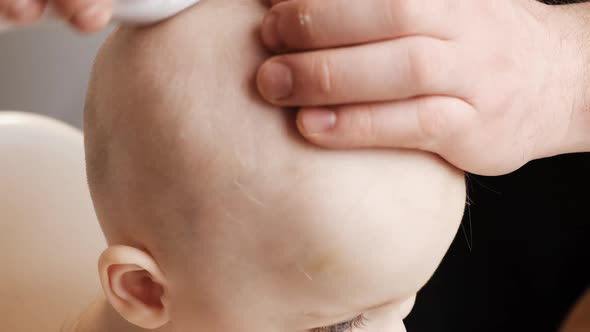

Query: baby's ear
left=98, top=245, right=171, bottom=329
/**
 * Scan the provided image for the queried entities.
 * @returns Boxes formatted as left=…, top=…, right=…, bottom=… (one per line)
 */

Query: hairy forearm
left=547, top=1, right=590, bottom=155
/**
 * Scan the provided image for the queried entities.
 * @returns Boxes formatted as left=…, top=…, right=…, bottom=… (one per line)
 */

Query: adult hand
left=257, top=0, right=590, bottom=175
left=0, top=0, right=111, bottom=32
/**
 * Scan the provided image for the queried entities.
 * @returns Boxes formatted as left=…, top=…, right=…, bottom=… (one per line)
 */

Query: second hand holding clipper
left=0, top=0, right=201, bottom=32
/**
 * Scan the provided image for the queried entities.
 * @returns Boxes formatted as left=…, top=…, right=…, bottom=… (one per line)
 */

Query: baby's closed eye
left=311, top=314, right=367, bottom=332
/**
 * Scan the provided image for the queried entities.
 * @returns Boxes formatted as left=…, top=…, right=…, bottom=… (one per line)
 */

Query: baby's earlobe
left=98, top=245, right=171, bottom=329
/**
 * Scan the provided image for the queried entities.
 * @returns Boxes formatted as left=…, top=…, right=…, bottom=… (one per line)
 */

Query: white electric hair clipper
left=0, top=0, right=201, bottom=33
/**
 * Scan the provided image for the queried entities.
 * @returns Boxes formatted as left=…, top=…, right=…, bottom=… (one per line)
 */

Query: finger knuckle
left=406, top=43, right=435, bottom=91
left=361, top=104, right=380, bottom=142
left=419, top=97, right=473, bottom=152
left=55, top=0, right=91, bottom=17
left=309, top=55, right=335, bottom=97
left=386, top=0, right=422, bottom=32
left=416, top=98, right=449, bottom=145
left=343, top=105, right=380, bottom=144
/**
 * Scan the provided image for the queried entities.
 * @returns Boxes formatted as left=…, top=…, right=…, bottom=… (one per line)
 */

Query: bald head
left=84, top=1, right=466, bottom=331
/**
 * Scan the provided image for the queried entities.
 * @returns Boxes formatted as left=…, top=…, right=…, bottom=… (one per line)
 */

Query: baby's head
left=84, top=0, right=466, bottom=331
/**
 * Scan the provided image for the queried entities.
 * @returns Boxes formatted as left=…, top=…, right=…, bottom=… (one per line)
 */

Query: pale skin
left=9, top=0, right=469, bottom=331
left=0, top=1, right=587, bottom=332
left=255, top=0, right=590, bottom=176
left=79, top=1, right=466, bottom=331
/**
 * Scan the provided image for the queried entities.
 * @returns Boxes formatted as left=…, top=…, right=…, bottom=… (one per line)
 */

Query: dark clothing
left=405, top=154, right=590, bottom=331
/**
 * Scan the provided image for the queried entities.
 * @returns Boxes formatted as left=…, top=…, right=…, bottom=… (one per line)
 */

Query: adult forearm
left=549, top=1, right=590, bottom=156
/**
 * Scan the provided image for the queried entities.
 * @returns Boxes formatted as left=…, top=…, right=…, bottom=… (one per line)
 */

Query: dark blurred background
left=405, top=155, right=590, bottom=331
left=405, top=2, right=590, bottom=331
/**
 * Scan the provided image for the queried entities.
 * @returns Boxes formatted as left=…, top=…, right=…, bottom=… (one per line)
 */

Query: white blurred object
left=0, top=111, right=105, bottom=331
left=0, top=0, right=201, bottom=33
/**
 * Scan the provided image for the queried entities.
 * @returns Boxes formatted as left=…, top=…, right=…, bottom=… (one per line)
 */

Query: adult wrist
left=548, top=1, right=590, bottom=156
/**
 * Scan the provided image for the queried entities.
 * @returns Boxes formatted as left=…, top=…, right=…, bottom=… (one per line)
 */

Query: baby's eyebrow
left=299, top=299, right=394, bottom=320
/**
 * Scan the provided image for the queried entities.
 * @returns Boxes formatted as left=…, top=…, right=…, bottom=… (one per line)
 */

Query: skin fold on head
left=84, top=0, right=467, bottom=331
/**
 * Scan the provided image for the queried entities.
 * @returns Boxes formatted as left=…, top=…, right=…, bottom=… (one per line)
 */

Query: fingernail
left=300, top=109, right=336, bottom=136
left=72, top=3, right=111, bottom=31
left=259, top=61, right=293, bottom=101
left=261, top=12, right=282, bottom=50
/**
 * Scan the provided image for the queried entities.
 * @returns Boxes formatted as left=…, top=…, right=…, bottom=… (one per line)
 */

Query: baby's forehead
left=95, top=10, right=277, bottom=143
left=86, top=3, right=466, bottom=323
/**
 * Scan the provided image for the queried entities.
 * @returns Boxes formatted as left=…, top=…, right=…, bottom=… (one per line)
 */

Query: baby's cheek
left=364, top=301, right=412, bottom=332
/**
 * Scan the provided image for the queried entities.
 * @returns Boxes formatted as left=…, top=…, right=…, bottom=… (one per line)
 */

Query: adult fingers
left=0, top=0, right=46, bottom=23
left=52, top=0, right=111, bottom=32
left=261, top=0, right=455, bottom=51
left=257, top=37, right=464, bottom=107
left=295, top=96, right=475, bottom=154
